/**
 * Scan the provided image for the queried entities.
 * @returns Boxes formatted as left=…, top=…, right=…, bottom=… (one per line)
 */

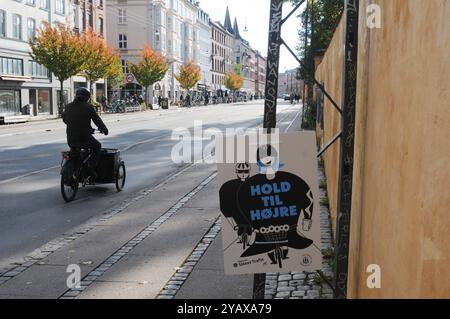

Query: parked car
left=283, top=94, right=290, bottom=101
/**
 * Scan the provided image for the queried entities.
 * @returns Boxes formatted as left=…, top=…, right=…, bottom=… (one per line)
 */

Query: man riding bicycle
left=62, top=88, right=109, bottom=179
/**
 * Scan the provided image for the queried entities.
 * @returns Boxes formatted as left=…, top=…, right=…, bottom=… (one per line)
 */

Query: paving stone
left=292, top=290, right=306, bottom=297
left=165, top=284, right=181, bottom=290
left=63, top=290, right=81, bottom=297
left=275, top=292, right=291, bottom=298
left=277, top=286, right=295, bottom=292
left=278, top=275, right=293, bottom=281
left=293, top=274, right=306, bottom=280
left=160, top=289, right=178, bottom=295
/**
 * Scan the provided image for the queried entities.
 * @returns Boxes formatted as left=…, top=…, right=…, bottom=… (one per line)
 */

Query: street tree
left=225, top=68, right=244, bottom=102
left=293, top=0, right=344, bottom=128
left=174, top=61, right=201, bottom=100
left=127, top=43, right=168, bottom=108
left=80, top=30, right=123, bottom=99
left=30, top=21, right=86, bottom=115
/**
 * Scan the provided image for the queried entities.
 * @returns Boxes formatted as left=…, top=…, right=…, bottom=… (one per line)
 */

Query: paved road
left=0, top=100, right=301, bottom=272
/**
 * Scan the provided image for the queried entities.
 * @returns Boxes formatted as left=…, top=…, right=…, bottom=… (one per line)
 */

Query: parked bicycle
left=109, top=99, right=126, bottom=113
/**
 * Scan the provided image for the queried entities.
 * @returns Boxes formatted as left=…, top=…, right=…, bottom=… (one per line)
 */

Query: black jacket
left=62, top=100, right=108, bottom=146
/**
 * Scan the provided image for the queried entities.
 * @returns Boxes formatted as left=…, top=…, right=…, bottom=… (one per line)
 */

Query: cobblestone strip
left=156, top=217, right=223, bottom=299
left=59, top=172, right=217, bottom=299
left=264, top=167, right=335, bottom=299
left=0, top=162, right=202, bottom=285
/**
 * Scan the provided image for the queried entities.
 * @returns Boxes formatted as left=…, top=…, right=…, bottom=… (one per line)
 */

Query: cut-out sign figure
left=219, top=144, right=314, bottom=264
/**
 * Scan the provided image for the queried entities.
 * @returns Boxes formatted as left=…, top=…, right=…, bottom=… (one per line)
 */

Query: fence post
left=333, top=0, right=360, bottom=299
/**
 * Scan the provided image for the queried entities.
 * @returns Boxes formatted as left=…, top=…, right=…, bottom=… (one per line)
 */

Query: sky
left=199, top=0, right=306, bottom=72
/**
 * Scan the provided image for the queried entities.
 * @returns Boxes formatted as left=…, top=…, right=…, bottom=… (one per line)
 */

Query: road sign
left=217, top=131, right=322, bottom=275
left=126, top=73, right=134, bottom=83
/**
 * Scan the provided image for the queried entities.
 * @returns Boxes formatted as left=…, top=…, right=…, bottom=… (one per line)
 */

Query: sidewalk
left=0, top=162, right=253, bottom=299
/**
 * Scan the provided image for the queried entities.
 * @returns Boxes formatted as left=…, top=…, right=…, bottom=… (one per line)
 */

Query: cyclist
left=62, top=88, right=109, bottom=179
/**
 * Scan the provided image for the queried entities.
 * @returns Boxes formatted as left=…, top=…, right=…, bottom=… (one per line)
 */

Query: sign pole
left=253, top=0, right=283, bottom=300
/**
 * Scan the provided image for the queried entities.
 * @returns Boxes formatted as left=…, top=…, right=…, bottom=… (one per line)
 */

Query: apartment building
left=210, top=19, right=232, bottom=94
left=195, top=7, right=210, bottom=92
left=255, top=51, right=266, bottom=99
left=278, top=68, right=303, bottom=97
left=70, top=0, right=107, bottom=100
left=106, top=0, right=200, bottom=102
left=0, top=0, right=71, bottom=119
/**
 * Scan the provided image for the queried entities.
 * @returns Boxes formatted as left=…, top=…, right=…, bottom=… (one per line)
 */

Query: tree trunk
left=145, top=85, right=150, bottom=110
left=149, top=85, right=154, bottom=109
left=59, top=80, right=64, bottom=118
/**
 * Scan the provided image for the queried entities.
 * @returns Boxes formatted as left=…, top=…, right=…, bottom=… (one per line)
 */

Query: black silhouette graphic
left=219, top=162, right=253, bottom=249
left=238, top=145, right=314, bottom=267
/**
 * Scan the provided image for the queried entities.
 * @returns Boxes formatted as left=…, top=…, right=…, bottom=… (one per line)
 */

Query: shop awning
left=0, top=75, right=32, bottom=82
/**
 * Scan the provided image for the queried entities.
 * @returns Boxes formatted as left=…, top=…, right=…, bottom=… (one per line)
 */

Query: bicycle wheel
left=115, top=162, right=126, bottom=192
left=60, top=162, right=78, bottom=202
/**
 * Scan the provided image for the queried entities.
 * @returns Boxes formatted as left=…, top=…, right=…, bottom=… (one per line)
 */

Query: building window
left=88, top=13, right=93, bottom=28
left=121, top=59, right=128, bottom=74
left=26, top=0, right=36, bottom=6
left=118, top=8, right=127, bottom=24
left=73, top=7, right=78, bottom=28
left=40, top=0, right=50, bottom=10
left=0, top=89, right=21, bottom=115
left=27, top=18, right=36, bottom=40
left=98, top=17, right=103, bottom=35
left=37, top=89, right=51, bottom=114
left=0, top=57, right=24, bottom=76
left=0, top=10, right=5, bottom=38
left=119, top=34, right=127, bottom=49
left=55, top=0, right=65, bottom=14
left=81, top=9, right=86, bottom=32
left=29, top=60, right=49, bottom=78
left=12, top=15, right=22, bottom=40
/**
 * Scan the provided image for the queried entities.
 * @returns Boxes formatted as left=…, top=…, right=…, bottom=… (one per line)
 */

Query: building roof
left=233, top=17, right=241, bottom=39
left=224, top=7, right=235, bottom=34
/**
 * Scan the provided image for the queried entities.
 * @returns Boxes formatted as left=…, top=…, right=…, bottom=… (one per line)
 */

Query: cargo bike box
left=95, top=148, right=126, bottom=188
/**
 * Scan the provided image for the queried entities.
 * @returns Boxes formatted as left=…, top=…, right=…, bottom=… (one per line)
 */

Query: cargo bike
left=60, top=147, right=126, bottom=202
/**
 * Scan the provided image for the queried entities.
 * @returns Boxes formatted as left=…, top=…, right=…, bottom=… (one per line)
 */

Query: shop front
left=0, top=88, right=21, bottom=115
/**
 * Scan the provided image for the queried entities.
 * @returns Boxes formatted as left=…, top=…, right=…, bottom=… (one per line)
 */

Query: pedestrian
left=186, top=94, right=191, bottom=107
left=100, top=95, right=107, bottom=113
left=158, top=95, right=162, bottom=107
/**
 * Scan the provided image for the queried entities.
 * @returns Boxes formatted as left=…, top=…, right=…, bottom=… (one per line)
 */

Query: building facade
left=196, top=8, right=210, bottom=92
left=225, top=9, right=260, bottom=97
left=0, top=0, right=71, bottom=118
left=209, top=19, right=233, bottom=95
left=255, top=50, right=266, bottom=99
left=106, top=0, right=200, bottom=103
left=278, top=68, right=302, bottom=97
left=69, top=0, right=107, bottom=101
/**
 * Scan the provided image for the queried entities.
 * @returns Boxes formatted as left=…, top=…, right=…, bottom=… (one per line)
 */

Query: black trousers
left=70, top=135, right=102, bottom=168
left=85, top=136, right=102, bottom=168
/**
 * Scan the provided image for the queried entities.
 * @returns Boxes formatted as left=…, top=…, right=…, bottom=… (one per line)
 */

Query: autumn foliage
left=225, top=70, right=244, bottom=92
left=174, top=61, right=201, bottom=91
left=30, top=22, right=86, bottom=112
left=80, top=29, right=123, bottom=91
left=127, top=44, right=168, bottom=106
left=30, top=22, right=123, bottom=113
